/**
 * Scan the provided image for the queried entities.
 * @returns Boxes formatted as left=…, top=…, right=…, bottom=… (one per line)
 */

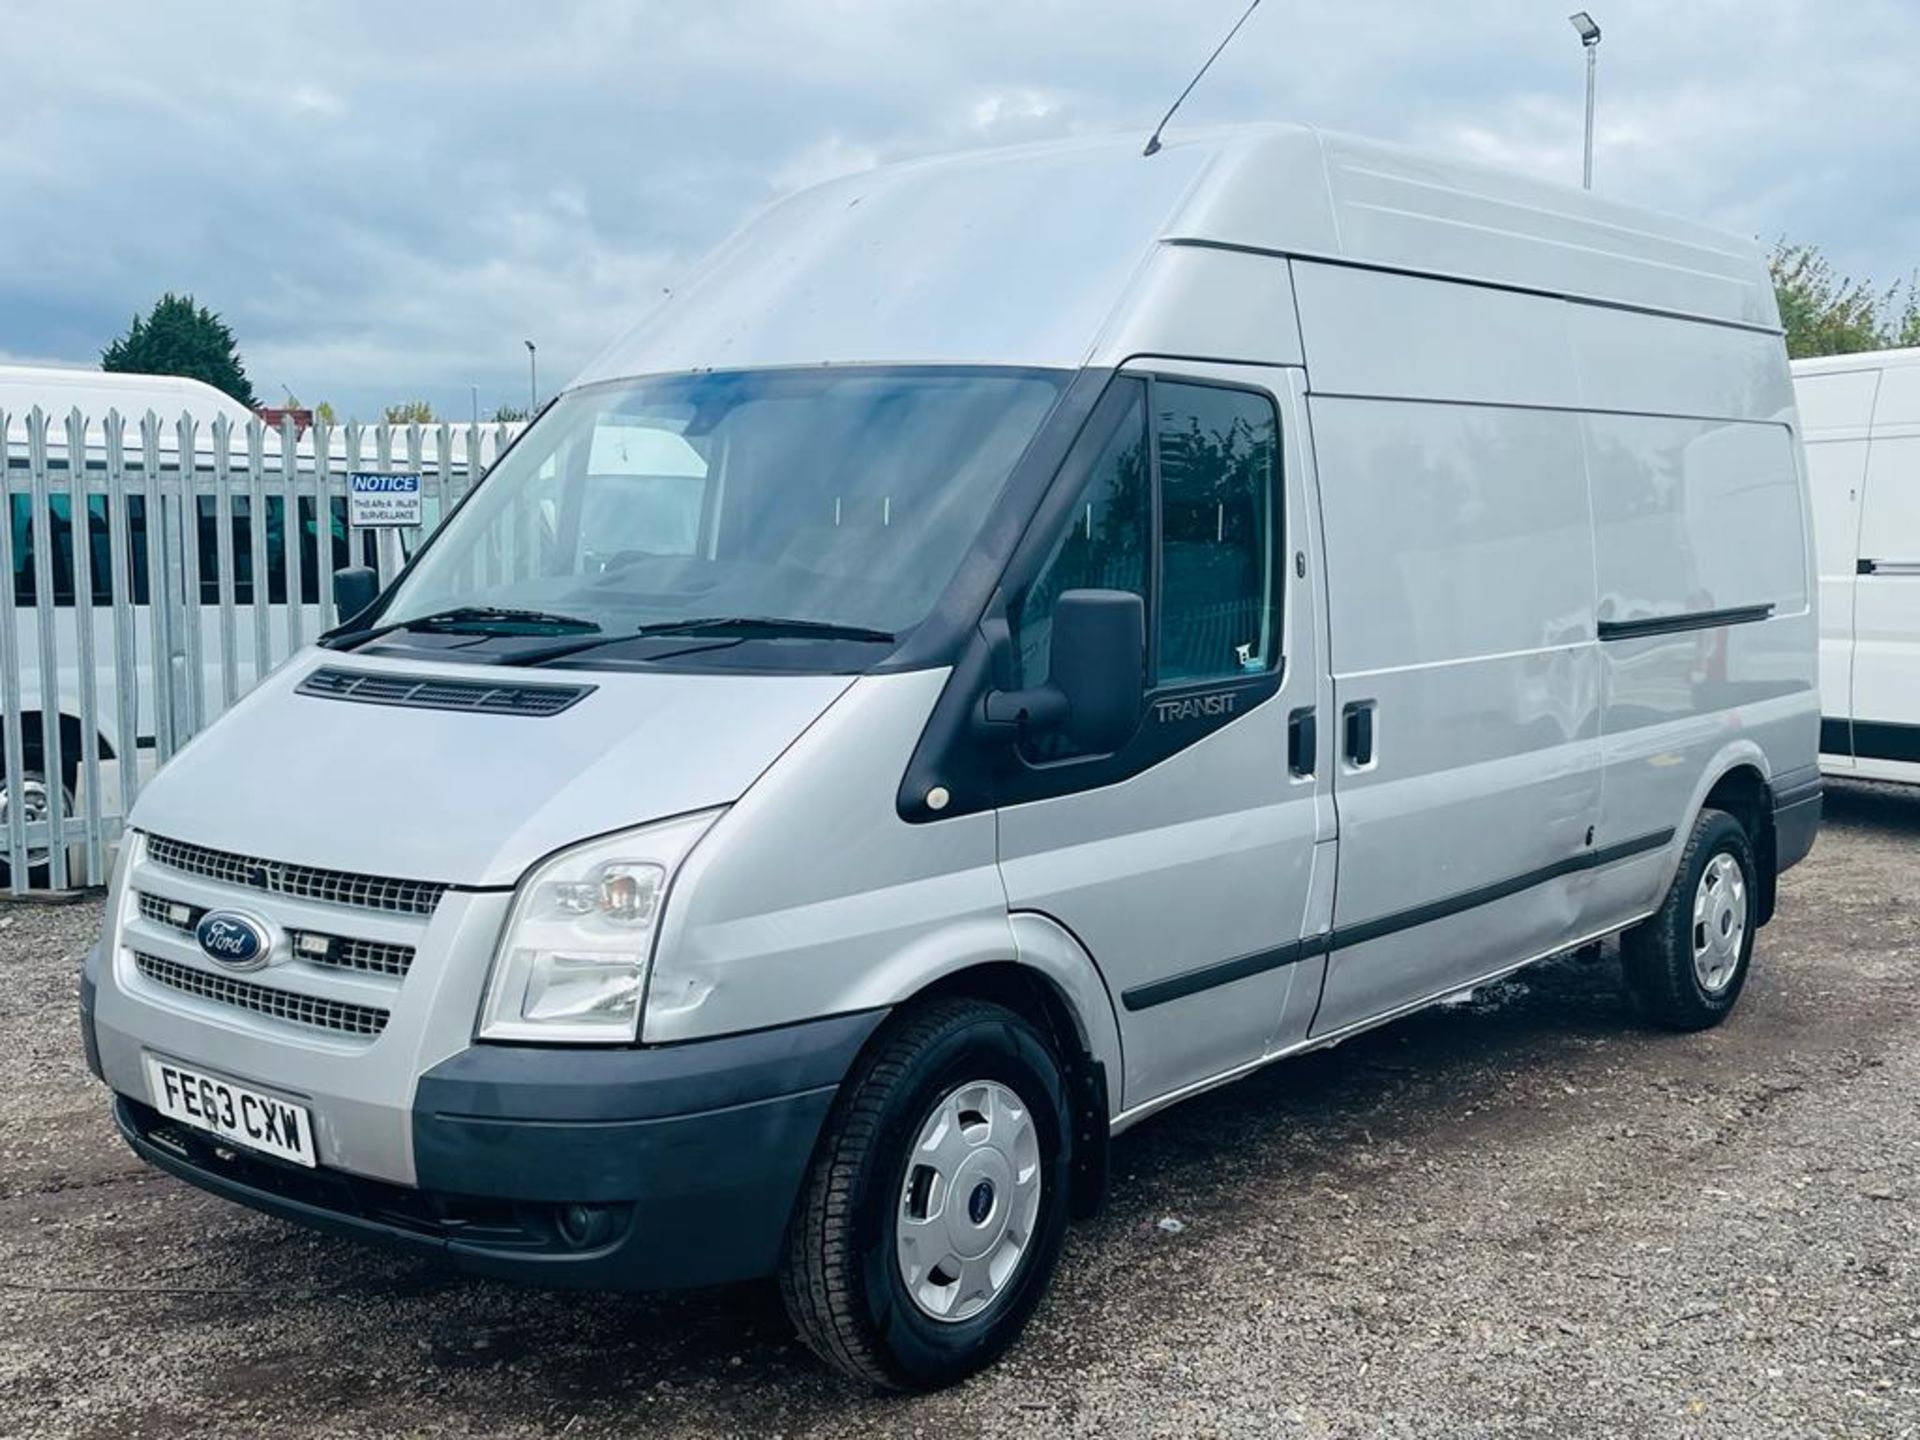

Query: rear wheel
left=1621, top=807, right=1757, bottom=1030
left=778, top=997, right=1072, bottom=1390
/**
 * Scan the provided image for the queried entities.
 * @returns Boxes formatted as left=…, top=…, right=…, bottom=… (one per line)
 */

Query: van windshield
left=378, top=367, right=1066, bottom=650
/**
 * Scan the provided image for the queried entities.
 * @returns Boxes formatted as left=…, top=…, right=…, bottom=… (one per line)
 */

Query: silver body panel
left=90, top=125, right=1817, bottom=1201
left=127, top=649, right=851, bottom=887
left=645, top=668, right=1020, bottom=1044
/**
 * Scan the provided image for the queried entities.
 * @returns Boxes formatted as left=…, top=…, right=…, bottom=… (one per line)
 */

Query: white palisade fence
left=0, top=409, right=518, bottom=893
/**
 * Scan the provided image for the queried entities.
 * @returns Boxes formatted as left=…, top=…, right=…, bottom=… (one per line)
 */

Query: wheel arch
left=0, top=710, right=119, bottom=773
left=859, top=918, right=1123, bottom=1220
left=1674, top=742, right=1778, bottom=924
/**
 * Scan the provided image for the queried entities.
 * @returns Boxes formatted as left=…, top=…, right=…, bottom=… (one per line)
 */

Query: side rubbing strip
left=1120, top=827, right=1675, bottom=1011
left=1329, top=829, right=1673, bottom=950
left=1850, top=719, right=1920, bottom=765
left=1597, top=604, right=1774, bottom=642
left=1122, top=937, right=1325, bottom=1012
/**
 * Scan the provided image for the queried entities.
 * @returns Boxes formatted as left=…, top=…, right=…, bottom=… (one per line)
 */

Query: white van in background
left=1795, top=348, right=1920, bottom=784
left=83, top=124, right=1819, bottom=1388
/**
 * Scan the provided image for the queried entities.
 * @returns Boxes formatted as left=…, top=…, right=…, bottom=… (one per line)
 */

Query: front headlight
left=478, top=810, right=720, bottom=1043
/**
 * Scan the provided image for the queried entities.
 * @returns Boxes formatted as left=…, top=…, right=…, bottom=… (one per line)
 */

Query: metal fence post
left=0, top=408, right=29, bottom=892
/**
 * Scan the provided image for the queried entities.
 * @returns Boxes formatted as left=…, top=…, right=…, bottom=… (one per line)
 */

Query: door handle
left=1342, top=700, right=1376, bottom=768
left=1288, top=706, right=1316, bottom=777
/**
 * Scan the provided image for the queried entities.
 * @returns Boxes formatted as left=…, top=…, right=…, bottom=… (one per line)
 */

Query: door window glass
left=1153, top=382, right=1281, bottom=682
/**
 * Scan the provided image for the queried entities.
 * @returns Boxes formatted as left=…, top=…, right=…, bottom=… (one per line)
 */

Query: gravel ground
left=3, top=782, right=1918, bottom=1439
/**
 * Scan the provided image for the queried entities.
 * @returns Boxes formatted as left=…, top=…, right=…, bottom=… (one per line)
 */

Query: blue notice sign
left=348, top=472, right=422, bottom=528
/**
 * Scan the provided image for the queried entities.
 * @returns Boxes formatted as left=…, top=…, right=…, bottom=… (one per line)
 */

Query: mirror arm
left=977, top=685, right=1071, bottom=734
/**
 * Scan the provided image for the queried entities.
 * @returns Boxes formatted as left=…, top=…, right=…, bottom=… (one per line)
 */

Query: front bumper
left=103, top=1007, right=884, bottom=1290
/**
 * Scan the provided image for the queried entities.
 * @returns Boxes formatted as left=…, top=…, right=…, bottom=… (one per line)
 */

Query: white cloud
left=969, top=88, right=1059, bottom=135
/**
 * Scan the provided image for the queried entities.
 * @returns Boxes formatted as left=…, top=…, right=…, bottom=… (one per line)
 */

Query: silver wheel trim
left=895, top=1078, right=1043, bottom=1324
left=1691, top=850, right=1748, bottom=995
left=0, top=773, right=56, bottom=868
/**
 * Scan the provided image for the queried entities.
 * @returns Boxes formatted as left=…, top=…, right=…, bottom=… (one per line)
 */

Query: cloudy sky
left=3, top=0, right=1917, bottom=420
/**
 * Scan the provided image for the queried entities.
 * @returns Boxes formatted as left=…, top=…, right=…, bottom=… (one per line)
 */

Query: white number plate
left=145, top=1057, right=317, bottom=1168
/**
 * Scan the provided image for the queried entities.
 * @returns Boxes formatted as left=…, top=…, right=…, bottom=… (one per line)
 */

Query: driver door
left=994, top=363, right=1333, bottom=1112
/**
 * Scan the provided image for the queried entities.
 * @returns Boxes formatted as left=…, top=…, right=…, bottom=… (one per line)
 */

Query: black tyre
left=1621, top=807, right=1758, bottom=1031
left=778, top=997, right=1072, bottom=1390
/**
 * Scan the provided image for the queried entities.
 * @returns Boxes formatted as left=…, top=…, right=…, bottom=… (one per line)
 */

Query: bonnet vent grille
left=297, top=667, right=594, bottom=717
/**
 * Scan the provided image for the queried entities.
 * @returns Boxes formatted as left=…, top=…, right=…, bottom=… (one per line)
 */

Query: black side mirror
left=982, top=589, right=1145, bottom=753
left=332, top=566, right=379, bottom=627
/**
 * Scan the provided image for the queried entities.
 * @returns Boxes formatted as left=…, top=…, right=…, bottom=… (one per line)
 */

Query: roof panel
left=574, top=123, right=1775, bottom=388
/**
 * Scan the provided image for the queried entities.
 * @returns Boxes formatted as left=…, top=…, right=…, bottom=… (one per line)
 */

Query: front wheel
left=778, top=997, right=1072, bottom=1390
left=0, top=770, right=69, bottom=889
left=1621, top=806, right=1758, bottom=1030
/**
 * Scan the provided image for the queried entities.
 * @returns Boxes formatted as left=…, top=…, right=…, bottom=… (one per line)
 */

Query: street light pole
left=1569, top=12, right=1602, bottom=190
left=524, top=339, right=538, bottom=414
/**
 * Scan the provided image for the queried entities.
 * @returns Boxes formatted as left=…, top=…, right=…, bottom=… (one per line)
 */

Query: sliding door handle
left=1342, top=700, right=1376, bottom=768
left=1288, top=706, right=1317, bottom=777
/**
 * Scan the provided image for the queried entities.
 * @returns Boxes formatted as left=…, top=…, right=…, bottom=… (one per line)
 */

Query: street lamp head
left=1569, top=11, right=1601, bottom=45
left=524, top=339, right=536, bottom=354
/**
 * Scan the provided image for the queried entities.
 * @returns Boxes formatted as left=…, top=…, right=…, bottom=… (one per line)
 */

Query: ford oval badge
left=195, top=911, right=270, bottom=970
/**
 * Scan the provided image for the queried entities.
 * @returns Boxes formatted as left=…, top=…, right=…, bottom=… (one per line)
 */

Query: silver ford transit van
left=81, top=125, right=1821, bottom=1389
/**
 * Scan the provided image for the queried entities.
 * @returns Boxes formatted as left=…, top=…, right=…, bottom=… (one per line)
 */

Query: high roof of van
left=1791, top=346, right=1920, bottom=433
left=0, top=364, right=524, bottom=467
left=576, top=123, right=1778, bottom=386
left=0, top=364, right=258, bottom=427
left=1791, top=346, right=1920, bottom=376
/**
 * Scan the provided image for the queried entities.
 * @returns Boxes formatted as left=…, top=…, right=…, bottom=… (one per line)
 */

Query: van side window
left=1153, top=382, right=1281, bottom=683
left=9, top=493, right=149, bottom=608
left=194, top=495, right=360, bottom=606
left=1013, top=382, right=1151, bottom=694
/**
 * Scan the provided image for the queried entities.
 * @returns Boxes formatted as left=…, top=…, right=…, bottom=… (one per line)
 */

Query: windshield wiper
left=632, top=615, right=897, bottom=644
left=323, top=605, right=600, bottom=649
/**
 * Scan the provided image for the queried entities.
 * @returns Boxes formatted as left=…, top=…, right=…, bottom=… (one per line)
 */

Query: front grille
left=134, top=952, right=389, bottom=1038
left=135, top=892, right=415, bottom=979
left=290, top=932, right=414, bottom=978
left=138, top=891, right=201, bottom=932
left=298, top=667, right=593, bottom=717
left=145, top=835, right=446, bottom=917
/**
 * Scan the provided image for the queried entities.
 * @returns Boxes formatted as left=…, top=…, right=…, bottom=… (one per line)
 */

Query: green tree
left=490, top=403, right=530, bottom=423
left=314, top=400, right=340, bottom=426
left=1898, top=279, right=1920, bottom=350
left=383, top=399, right=434, bottom=424
left=1769, top=241, right=1903, bottom=359
left=101, top=293, right=257, bottom=406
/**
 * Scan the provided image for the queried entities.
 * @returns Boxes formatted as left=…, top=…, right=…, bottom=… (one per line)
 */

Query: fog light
left=554, top=1202, right=624, bottom=1251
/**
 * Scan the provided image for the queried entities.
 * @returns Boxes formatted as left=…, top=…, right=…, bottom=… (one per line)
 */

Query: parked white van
left=81, top=125, right=1820, bottom=1388
left=1795, top=347, right=1920, bottom=784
